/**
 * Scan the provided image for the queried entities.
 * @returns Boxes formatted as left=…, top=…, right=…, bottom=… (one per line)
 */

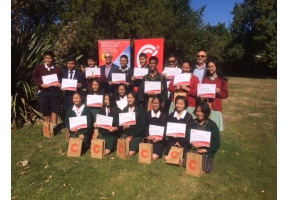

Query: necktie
left=69, top=70, right=73, bottom=79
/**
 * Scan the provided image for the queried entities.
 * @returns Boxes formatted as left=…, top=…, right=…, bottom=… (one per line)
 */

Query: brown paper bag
left=166, top=145, right=184, bottom=166
left=91, top=133, right=105, bottom=159
left=67, top=133, right=82, bottom=157
left=174, top=92, right=186, bottom=102
left=138, top=139, right=153, bottom=164
left=116, top=134, right=129, bottom=159
left=185, top=150, right=203, bottom=177
left=43, top=122, right=54, bottom=138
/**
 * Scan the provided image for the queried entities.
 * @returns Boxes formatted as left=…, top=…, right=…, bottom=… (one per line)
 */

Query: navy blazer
left=61, top=69, right=86, bottom=89
left=100, top=63, right=120, bottom=83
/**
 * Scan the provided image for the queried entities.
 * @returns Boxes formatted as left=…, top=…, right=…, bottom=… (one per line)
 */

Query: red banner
left=98, top=39, right=131, bottom=67
left=134, top=38, right=164, bottom=73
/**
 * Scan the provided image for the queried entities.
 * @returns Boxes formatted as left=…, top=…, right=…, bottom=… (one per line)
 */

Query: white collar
left=72, top=104, right=85, bottom=116
left=120, top=95, right=127, bottom=101
left=151, top=110, right=161, bottom=118
left=105, top=107, right=110, bottom=116
left=45, top=64, right=54, bottom=71
left=173, top=110, right=187, bottom=120
left=129, top=106, right=135, bottom=113
left=195, top=63, right=206, bottom=70
left=119, top=66, right=129, bottom=72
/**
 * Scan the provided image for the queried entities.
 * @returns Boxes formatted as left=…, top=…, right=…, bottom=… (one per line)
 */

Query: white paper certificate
left=166, top=122, right=186, bottom=138
left=119, top=112, right=136, bottom=126
left=96, top=114, right=113, bottom=130
left=61, top=78, right=77, bottom=91
left=86, top=95, right=103, bottom=107
left=197, top=83, right=216, bottom=98
left=162, top=67, right=181, bottom=79
left=85, top=68, right=100, bottom=78
left=69, top=116, right=87, bottom=130
left=144, top=81, right=161, bottom=94
left=42, top=74, right=59, bottom=86
left=149, top=124, right=165, bottom=140
left=190, top=129, right=211, bottom=147
left=116, top=100, right=127, bottom=110
left=134, top=68, right=148, bottom=79
left=173, top=73, right=191, bottom=85
left=112, top=73, right=126, bottom=84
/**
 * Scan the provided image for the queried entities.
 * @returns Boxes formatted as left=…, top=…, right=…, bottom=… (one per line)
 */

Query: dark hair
left=66, top=57, right=76, bottom=63
left=168, top=55, right=177, bottom=60
left=206, top=59, right=228, bottom=82
left=174, top=96, right=188, bottom=109
left=127, top=90, right=139, bottom=107
left=182, top=60, right=193, bottom=71
left=149, top=56, right=159, bottom=64
left=87, top=55, right=96, bottom=61
left=194, top=101, right=211, bottom=119
left=115, top=83, right=128, bottom=100
left=72, top=91, right=83, bottom=100
left=44, top=51, right=55, bottom=59
left=89, top=79, right=104, bottom=95
left=101, top=92, right=118, bottom=114
left=120, top=55, right=128, bottom=61
left=152, top=95, right=164, bottom=113
left=139, top=53, right=147, bottom=59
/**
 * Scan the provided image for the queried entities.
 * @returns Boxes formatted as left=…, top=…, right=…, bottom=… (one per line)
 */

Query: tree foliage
left=228, top=0, right=277, bottom=70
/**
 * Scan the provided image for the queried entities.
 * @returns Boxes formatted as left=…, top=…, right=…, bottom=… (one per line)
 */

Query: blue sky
left=190, top=0, right=244, bottom=28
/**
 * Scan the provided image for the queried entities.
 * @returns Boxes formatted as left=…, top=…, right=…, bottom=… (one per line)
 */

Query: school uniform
left=164, top=110, right=193, bottom=159
left=84, top=66, right=102, bottom=94
left=188, top=118, right=220, bottom=173
left=84, top=90, right=104, bottom=122
left=61, top=69, right=86, bottom=109
left=121, top=105, right=146, bottom=152
left=133, top=65, right=149, bottom=91
left=108, top=66, right=134, bottom=93
left=144, top=110, right=167, bottom=158
left=137, top=72, right=168, bottom=111
left=31, top=64, right=62, bottom=113
left=65, top=104, right=92, bottom=149
left=97, top=107, right=121, bottom=151
left=168, top=74, right=200, bottom=118
left=202, top=76, right=229, bottom=131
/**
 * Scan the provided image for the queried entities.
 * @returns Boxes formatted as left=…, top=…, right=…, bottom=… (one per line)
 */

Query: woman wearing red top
left=168, top=60, right=199, bottom=118
left=201, top=60, right=228, bottom=131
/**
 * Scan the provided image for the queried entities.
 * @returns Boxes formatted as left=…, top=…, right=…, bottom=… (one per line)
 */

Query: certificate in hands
left=173, top=73, right=191, bottom=86
left=96, top=114, right=113, bottom=130
left=42, top=74, right=59, bottom=86
left=144, top=81, right=161, bottom=94
left=197, top=83, right=216, bottom=98
left=166, top=122, right=186, bottom=138
left=112, top=73, right=126, bottom=84
left=116, top=100, right=127, bottom=110
left=61, top=78, right=77, bottom=91
left=162, top=67, right=181, bottom=79
left=86, top=95, right=103, bottom=107
left=149, top=124, right=165, bottom=140
left=134, top=68, right=148, bottom=79
left=69, top=116, right=87, bottom=130
left=190, top=129, right=211, bottom=147
left=85, top=67, right=100, bottom=78
left=119, top=112, right=136, bottom=126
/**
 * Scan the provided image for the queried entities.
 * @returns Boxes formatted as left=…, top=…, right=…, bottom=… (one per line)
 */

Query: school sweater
left=168, top=74, right=199, bottom=107
left=97, top=107, right=121, bottom=135
left=144, top=111, right=167, bottom=137
left=121, top=105, right=146, bottom=138
left=202, top=77, right=229, bottom=112
left=32, top=64, right=62, bottom=92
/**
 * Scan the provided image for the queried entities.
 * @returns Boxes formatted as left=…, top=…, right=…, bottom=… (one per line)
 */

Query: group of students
left=32, top=50, right=229, bottom=173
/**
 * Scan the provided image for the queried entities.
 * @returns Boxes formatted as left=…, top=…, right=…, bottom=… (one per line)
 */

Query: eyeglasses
left=168, top=60, right=176, bottom=63
left=105, top=56, right=111, bottom=58
left=197, top=55, right=206, bottom=58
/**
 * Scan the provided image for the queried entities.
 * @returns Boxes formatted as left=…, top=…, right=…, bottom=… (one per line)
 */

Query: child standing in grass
left=201, top=59, right=228, bottom=131
left=32, top=51, right=62, bottom=133
left=186, top=101, right=220, bottom=173
left=65, top=92, right=92, bottom=152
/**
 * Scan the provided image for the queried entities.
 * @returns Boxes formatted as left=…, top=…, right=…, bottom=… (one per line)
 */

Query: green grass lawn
left=11, top=77, right=277, bottom=200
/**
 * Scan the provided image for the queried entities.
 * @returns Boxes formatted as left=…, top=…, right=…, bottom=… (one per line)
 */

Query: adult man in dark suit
left=99, top=51, right=120, bottom=92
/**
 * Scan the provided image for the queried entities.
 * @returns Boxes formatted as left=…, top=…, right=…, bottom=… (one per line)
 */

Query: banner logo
left=171, top=151, right=178, bottom=159
left=141, top=149, right=148, bottom=158
left=93, top=145, right=100, bottom=153
left=71, top=144, right=78, bottom=152
left=189, top=160, right=197, bottom=170
left=137, top=44, right=159, bottom=68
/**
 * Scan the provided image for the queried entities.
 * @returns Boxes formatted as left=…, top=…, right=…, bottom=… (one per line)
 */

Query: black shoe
left=181, top=157, right=186, bottom=168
